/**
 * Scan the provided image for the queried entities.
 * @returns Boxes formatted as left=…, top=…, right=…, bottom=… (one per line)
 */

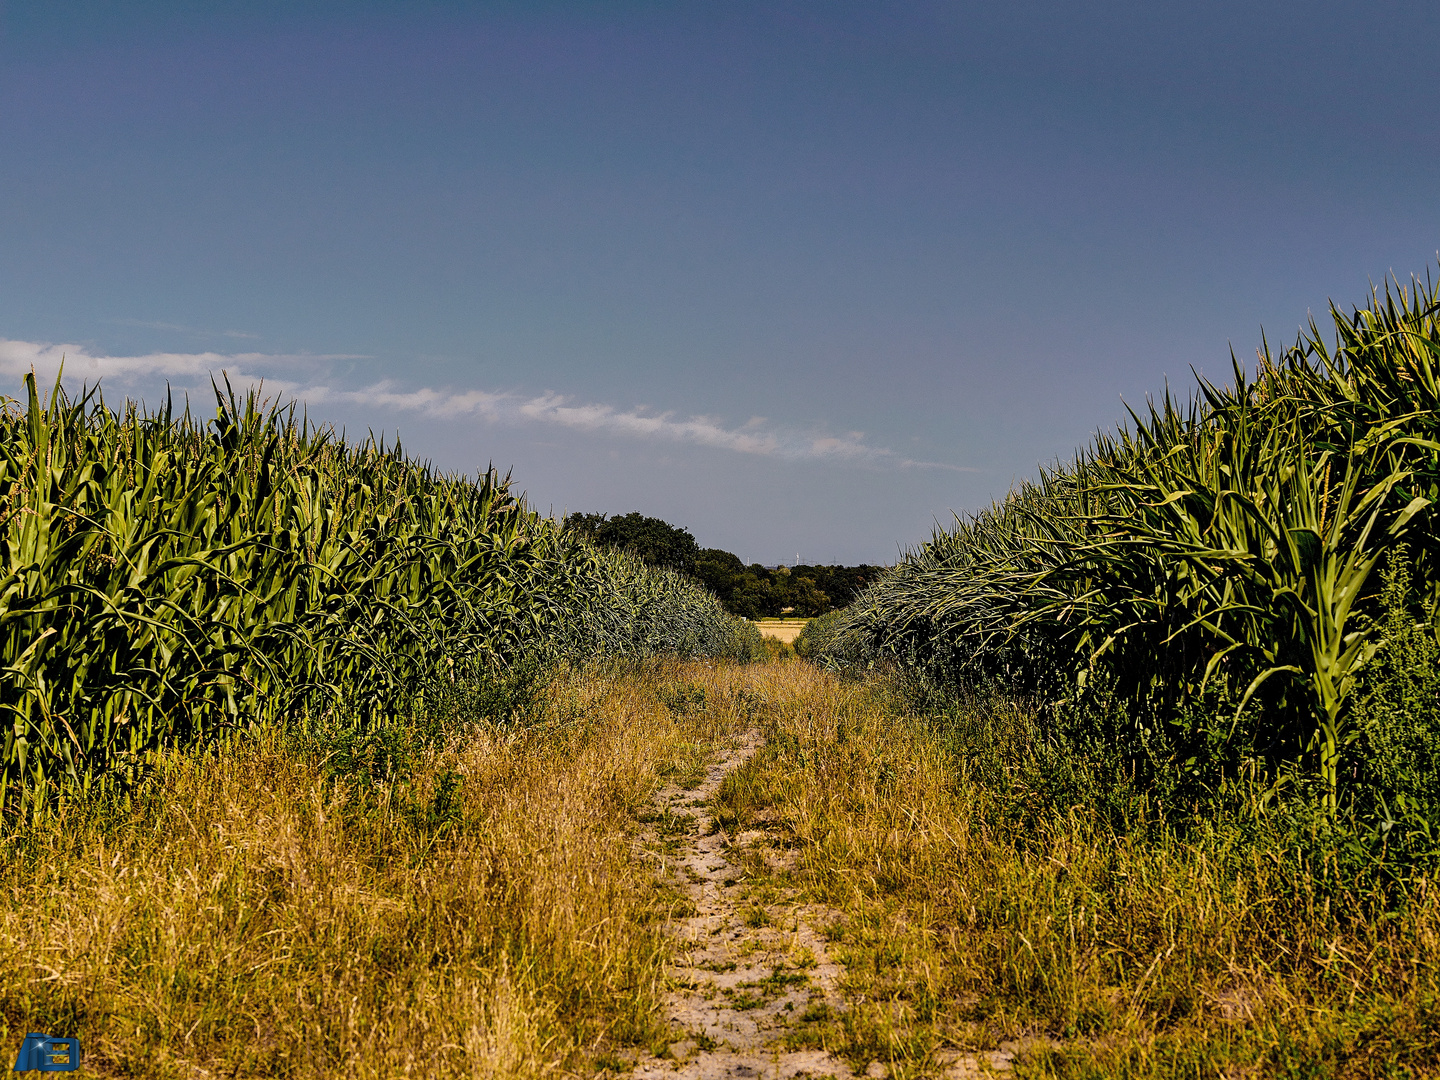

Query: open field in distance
left=751, top=619, right=810, bottom=644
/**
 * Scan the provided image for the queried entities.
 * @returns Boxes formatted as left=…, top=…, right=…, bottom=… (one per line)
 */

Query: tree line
left=562, top=511, right=886, bottom=619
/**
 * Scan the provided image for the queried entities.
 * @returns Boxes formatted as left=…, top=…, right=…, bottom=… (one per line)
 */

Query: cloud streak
left=0, top=337, right=360, bottom=387
left=0, top=339, right=974, bottom=471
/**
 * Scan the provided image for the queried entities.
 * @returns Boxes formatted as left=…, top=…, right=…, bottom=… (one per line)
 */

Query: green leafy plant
left=1355, top=549, right=1440, bottom=818
left=0, top=375, right=758, bottom=814
left=818, top=268, right=1440, bottom=816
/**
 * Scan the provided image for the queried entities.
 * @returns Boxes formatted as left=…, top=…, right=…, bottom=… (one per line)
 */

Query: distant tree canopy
left=562, top=511, right=700, bottom=575
left=695, top=554, right=885, bottom=619
left=563, top=510, right=884, bottom=619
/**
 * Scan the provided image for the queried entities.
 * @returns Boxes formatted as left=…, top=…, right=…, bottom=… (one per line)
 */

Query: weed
left=0, top=659, right=756, bottom=1076
left=742, top=904, right=772, bottom=928
left=717, top=663, right=1440, bottom=1076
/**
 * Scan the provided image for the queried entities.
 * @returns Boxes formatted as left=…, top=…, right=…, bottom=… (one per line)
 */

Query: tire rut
left=632, top=719, right=1035, bottom=1080
left=633, top=729, right=862, bottom=1080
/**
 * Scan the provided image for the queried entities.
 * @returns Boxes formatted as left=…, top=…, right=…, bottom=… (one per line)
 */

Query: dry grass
left=9, top=658, right=1437, bottom=1078
left=715, top=669, right=1440, bottom=1078
left=0, top=660, right=766, bottom=1078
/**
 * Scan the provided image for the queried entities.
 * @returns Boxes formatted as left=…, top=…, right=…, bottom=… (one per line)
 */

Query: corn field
left=818, top=272, right=1440, bottom=809
left=0, top=376, right=757, bottom=813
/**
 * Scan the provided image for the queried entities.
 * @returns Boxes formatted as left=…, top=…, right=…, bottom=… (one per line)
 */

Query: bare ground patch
left=633, top=728, right=862, bottom=1080
left=630, top=671, right=1024, bottom=1080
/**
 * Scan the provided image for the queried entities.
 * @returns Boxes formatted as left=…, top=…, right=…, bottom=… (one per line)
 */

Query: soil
left=632, top=729, right=1025, bottom=1080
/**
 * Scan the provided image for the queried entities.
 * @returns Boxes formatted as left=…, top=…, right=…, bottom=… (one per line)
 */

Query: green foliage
left=1354, top=549, right=1440, bottom=817
left=563, top=510, right=700, bottom=574
left=794, top=609, right=853, bottom=663
left=695, top=554, right=885, bottom=619
left=564, top=548, right=764, bottom=661
left=0, top=377, right=755, bottom=813
left=564, top=514, right=886, bottom=619
left=817, top=269, right=1440, bottom=817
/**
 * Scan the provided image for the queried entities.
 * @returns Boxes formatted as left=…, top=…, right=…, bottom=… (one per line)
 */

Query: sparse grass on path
left=631, top=671, right=855, bottom=1080
left=716, top=670, right=1440, bottom=1079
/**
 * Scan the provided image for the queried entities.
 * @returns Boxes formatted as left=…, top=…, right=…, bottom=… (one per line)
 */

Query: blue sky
left=2, top=1, right=1437, bottom=563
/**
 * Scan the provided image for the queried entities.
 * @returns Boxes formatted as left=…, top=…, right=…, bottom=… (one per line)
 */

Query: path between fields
left=632, top=729, right=1020, bottom=1080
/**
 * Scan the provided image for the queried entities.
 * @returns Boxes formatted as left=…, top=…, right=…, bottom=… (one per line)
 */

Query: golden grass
left=8, top=659, right=1438, bottom=1077
left=715, top=670, right=1440, bottom=1078
left=0, top=660, right=768, bottom=1078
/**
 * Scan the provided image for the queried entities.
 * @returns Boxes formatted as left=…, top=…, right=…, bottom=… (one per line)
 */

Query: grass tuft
left=0, top=660, right=759, bottom=1077
left=717, top=666, right=1440, bottom=1078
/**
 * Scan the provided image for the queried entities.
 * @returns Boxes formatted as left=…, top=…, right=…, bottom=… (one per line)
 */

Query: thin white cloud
left=0, top=339, right=976, bottom=472
left=0, top=338, right=360, bottom=389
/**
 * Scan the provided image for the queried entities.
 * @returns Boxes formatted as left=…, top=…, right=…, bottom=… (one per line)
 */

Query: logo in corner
left=11, top=1033, right=80, bottom=1073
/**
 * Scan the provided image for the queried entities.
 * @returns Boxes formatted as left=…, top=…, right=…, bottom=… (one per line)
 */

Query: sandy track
left=631, top=721, right=1033, bottom=1080
left=633, top=730, right=863, bottom=1080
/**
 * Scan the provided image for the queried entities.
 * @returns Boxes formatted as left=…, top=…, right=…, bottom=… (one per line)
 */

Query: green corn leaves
left=836, top=271, right=1440, bottom=810
left=0, top=376, right=754, bottom=814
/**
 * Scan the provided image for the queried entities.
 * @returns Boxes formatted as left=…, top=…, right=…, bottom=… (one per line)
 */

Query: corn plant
left=827, top=270, right=1440, bottom=809
left=0, top=375, right=752, bottom=813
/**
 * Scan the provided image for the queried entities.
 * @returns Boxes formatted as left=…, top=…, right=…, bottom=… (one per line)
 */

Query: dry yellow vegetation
left=3, top=660, right=1438, bottom=1078
left=0, top=662, right=760, bottom=1078
left=716, top=670, right=1440, bottom=1078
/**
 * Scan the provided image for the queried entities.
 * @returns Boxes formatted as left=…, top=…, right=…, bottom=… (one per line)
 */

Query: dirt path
left=631, top=721, right=1034, bottom=1080
left=633, top=729, right=862, bottom=1080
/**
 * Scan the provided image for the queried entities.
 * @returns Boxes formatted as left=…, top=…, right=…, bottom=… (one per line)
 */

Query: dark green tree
left=564, top=515, right=888, bottom=619
left=787, top=575, right=831, bottom=617
left=695, top=547, right=744, bottom=598
left=562, top=511, right=700, bottom=574
left=731, top=567, right=782, bottom=619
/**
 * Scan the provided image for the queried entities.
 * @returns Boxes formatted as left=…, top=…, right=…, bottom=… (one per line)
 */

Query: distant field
left=751, top=618, right=809, bottom=643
